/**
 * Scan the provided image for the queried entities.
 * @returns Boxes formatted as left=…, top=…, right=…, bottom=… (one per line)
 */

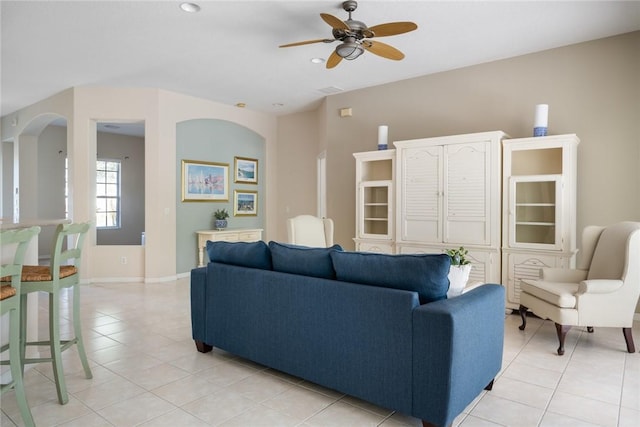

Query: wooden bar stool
left=1, top=226, right=40, bottom=427
left=19, top=222, right=92, bottom=405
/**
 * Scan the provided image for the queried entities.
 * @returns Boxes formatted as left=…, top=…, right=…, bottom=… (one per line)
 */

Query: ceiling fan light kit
left=336, top=38, right=364, bottom=60
left=279, top=1, right=417, bottom=69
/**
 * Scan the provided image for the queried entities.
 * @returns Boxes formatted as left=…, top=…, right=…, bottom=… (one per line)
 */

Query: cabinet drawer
left=357, top=242, right=394, bottom=254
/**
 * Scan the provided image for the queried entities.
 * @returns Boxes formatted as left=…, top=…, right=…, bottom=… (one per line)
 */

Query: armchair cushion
left=520, top=280, right=578, bottom=308
left=269, top=241, right=343, bottom=279
left=330, top=251, right=451, bottom=304
left=206, top=240, right=272, bottom=270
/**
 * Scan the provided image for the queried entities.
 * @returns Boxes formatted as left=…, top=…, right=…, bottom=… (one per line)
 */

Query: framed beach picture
left=234, top=156, right=258, bottom=184
left=234, top=190, right=258, bottom=216
left=181, top=160, right=229, bottom=202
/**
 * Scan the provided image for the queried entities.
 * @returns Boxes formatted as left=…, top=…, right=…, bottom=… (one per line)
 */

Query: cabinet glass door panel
left=510, top=175, right=562, bottom=249
left=359, top=181, right=392, bottom=239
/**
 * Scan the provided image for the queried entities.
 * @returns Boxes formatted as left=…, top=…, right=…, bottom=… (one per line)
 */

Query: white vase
left=448, top=264, right=472, bottom=298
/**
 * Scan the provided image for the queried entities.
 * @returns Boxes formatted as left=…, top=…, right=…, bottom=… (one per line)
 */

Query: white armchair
left=286, top=215, right=334, bottom=247
left=518, top=221, right=640, bottom=355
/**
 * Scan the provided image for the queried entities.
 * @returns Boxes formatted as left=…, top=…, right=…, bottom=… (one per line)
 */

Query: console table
left=196, top=228, right=263, bottom=267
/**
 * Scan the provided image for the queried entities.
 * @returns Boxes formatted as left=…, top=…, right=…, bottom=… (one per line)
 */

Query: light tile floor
left=1, top=279, right=639, bottom=426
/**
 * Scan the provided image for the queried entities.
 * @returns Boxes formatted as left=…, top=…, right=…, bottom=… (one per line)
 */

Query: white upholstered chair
left=286, top=215, right=334, bottom=247
left=518, top=221, right=640, bottom=355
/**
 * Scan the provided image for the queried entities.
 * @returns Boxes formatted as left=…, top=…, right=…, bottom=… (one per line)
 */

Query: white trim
left=317, top=151, right=327, bottom=218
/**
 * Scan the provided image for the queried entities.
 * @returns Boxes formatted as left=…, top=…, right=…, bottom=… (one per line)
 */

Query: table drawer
left=214, top=234, right=239, bottom=242
left=237, top=231, right=261, bottom=241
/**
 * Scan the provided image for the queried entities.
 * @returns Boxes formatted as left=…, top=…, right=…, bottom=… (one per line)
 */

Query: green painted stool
left=19, top=222, right=92, bottom=405
left=1, top=226, right=40, bottom=427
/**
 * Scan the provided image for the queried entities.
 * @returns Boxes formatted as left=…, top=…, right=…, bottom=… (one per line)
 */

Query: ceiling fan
left=279, top=0, right=418, bottom=69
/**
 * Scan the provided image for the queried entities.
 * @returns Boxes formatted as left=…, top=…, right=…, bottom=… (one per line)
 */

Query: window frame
left=96, top=158, right=122, bottom=229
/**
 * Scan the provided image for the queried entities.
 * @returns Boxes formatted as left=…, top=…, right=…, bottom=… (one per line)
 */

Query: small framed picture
left=234, top=190, right=258, bottom=216
left=234, top=156, right=258, bottom=184
left=181, top=159, right=229, bottom=202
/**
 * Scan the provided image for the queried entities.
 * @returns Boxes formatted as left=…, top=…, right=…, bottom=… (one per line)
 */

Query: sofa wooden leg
left=555, top=323, right=571, bottom=355
left=484, top=379, right=494, bottom=391
left=422, top=421, right=449, bottom=427
left=195, top=340, right=212, bottom=353
left=622, top=328, right=636, bottom=353
left=518, top=305, right=528, bottom=331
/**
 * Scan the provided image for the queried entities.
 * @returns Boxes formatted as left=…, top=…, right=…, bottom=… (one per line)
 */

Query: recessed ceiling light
left=272, top=103, right=284, bottom=107
left=311, top=57, right=325, bottom=64
left=180, top=2, right=200, bottom=13
left=236, top=102, right=246, bottom=108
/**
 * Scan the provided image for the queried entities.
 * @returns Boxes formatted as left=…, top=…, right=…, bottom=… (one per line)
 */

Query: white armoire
left=501, top=134, right=579, bottom=309
left=353, top=131, right=579, bottom=302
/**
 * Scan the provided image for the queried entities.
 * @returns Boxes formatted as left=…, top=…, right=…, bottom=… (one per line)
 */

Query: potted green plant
left=213, top=208, right=229, bottom=230
left=446, top=246, right=472, bottom=297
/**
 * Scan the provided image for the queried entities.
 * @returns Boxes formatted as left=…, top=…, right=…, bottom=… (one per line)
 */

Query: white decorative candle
left=378, top=125, right=388, bottom=150
left=534, top=104, right=548, bottom=137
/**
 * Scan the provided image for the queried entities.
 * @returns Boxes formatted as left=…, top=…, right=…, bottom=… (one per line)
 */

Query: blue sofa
left=190, top=241, right=504, bottom=427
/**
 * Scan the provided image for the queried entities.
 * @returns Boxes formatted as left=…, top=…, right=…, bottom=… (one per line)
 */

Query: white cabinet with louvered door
left=394, top=131, right=507, bottom=284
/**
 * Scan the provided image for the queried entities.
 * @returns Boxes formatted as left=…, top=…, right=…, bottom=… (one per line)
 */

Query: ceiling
left=2, top=1, right=639, bottom=118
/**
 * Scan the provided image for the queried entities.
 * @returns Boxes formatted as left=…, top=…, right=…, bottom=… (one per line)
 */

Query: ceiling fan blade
left=363, top=40, right=405, bottom=60
left=279, top=39, right=333, bottom=48
left=320, top=13, right=349, bottom=30
left=326, top=51, right=343, bottom=69
left=368, top=22, right=418, bottom=37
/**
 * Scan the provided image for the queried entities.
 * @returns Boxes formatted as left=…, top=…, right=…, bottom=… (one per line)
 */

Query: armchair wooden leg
left=555, top=323, right=571, bottom=356
left=587, top=326, right=594, bottom=333
left=622, top=328, right=636, bottom=353
left=484, top=379, right=494, bottom=391
left=518, top=305, right=528, bottom=331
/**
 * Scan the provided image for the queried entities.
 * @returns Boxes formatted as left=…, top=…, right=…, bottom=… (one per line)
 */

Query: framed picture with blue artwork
left=234, top=156, right=258, bottom=184
left=234, top=190, right=258, bottom=216
left=181, top=159, right=229, bottom=202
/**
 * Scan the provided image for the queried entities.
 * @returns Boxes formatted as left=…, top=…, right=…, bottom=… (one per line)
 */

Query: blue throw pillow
left=206, top=240, right=272, bottom=270
left=269, top=241, right=343, bottom=279
left=330, top=251, right=450, bottom=303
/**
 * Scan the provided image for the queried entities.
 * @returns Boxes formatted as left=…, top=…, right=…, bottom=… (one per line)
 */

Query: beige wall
left=2, top=31, right=638, bottom=289
left=276, top=32, right=640, bottom=254
left=275, top=110, right=320, bottom=241
left=1, top=87, right=277, bottom=282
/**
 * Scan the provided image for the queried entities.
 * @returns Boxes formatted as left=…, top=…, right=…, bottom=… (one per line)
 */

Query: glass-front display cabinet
left=354, top=150, right=395, bottom=253
left=502, top=135, right=579, bottom=309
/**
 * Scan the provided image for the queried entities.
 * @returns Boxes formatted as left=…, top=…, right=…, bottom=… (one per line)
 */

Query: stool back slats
left=1, top=226, right=41, bottom=293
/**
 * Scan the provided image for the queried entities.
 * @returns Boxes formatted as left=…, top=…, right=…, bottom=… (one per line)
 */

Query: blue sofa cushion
left=269, top=241, right=343, bottom=279
left=330, top=251, right=451, bottom=303
left=206, top=240, right=272, bottom=270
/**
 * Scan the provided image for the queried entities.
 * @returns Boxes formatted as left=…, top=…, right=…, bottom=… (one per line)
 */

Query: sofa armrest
left=541, top=268, right=588, bottom=282
left=190, top=266, right=208, bottom=344
left=578, top=279, right=623, bottom=294
left=411, top=284, right=505, bottom=427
